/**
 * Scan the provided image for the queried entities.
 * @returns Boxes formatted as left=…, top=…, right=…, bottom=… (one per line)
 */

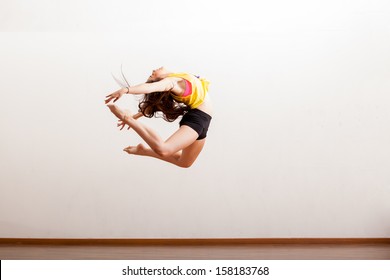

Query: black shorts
left=179, top=109, right=212, bottom=140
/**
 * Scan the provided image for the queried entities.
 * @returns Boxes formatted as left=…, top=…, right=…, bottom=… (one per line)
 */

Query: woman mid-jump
left=105, top=67, right=213, bottom=168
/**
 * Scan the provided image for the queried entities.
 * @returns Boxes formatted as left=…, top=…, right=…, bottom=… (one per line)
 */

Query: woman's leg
left=107, top=103, right=199, bottom=157
left=124, top=138, right=206, bottom=168
left=124, top=144, right=182, bottom=166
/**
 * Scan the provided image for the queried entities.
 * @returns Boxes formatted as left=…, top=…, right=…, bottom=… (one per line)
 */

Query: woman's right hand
left=117, top=119, right=131, bottom=130
left=116, top=111, right=143, bottom=130
left=105, top=88, right=127, bottom=104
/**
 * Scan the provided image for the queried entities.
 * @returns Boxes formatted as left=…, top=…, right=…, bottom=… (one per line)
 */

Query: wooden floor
left=1, top=244, right=390, bottom=259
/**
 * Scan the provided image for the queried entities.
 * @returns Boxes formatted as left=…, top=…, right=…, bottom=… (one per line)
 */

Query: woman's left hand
left=105, top=88, right=126, bottom=104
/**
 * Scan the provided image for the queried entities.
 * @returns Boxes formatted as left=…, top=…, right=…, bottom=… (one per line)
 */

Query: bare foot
left=123, top=143, right=146, bottom=155
left=107, top=102, right=131, bottom=120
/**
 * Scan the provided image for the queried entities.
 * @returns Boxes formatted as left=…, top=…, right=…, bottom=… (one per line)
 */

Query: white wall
left=1, top=0, right=390, bottom=238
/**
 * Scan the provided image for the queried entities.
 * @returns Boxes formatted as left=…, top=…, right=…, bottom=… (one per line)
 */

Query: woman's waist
left=194, top=96, right=213, bottom=116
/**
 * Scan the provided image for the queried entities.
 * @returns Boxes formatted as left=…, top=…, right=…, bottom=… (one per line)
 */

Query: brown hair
left=138, top=89, right=190, bottom=122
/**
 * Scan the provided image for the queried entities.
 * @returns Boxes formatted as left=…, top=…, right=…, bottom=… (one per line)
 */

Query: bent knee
left=179, top=163, right=192, bottom=168
left=178, top=160, right=194, bottom=168
left=154, top=144, right=174, bottom=157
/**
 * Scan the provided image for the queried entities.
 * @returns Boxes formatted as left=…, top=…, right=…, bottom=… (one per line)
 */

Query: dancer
left=105, top=67, right=213, bottom=168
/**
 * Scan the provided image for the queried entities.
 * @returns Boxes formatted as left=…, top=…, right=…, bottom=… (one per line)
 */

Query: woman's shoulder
left=163, top=76, right=186, bottom=96
left=168, top=72, right=195, bottom=79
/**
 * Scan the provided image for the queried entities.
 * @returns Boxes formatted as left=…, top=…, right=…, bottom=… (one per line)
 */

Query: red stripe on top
left=183, top=79, right=192, bottom=97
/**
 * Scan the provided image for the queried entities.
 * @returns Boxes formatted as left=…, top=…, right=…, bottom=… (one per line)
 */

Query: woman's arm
left=127, top=78, right=174, bottom=95
left=105, top=78, right=174, bottom=104
left=116, top=111, right=143, bottom=131
left=133, top=112, right=143, bottom=119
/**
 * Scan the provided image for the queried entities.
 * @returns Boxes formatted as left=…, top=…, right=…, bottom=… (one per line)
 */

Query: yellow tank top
left=168, top=72, right=210, bottom=109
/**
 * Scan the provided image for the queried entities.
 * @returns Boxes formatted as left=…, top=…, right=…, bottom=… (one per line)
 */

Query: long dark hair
left=138, top=89, right=190, bottom=122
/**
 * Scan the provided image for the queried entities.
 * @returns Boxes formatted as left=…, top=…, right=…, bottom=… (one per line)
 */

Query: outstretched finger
left=117, top=120, right=124, bottom=130
left=105, top=97, right=114, bottom=104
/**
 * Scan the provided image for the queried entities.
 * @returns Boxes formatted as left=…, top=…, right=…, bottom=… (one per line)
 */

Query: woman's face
left=148, top=66, right=165, bottom=82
